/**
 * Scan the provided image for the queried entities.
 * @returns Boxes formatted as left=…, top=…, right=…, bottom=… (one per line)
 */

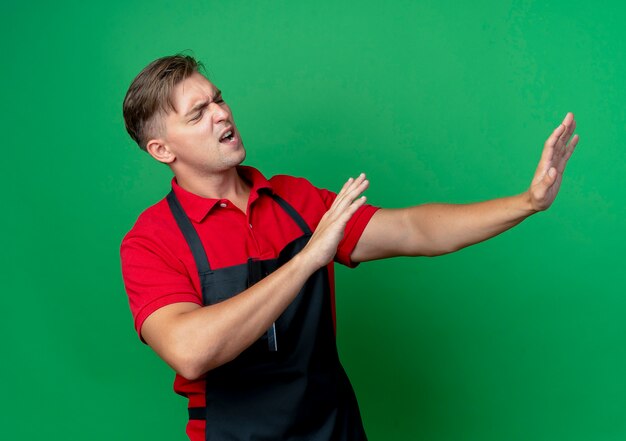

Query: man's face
left=158, top=72, right=245, bottom=176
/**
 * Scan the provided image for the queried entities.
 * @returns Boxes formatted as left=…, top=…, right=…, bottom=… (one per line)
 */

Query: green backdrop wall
left=2, top=1, right=625, bottom=440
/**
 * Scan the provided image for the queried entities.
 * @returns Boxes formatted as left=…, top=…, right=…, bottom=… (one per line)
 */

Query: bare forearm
left=405, top=191, right=537, bottom=256
left=152, top=253, right=319, bottom=379
left=407, top=114, right=578, bottom=256
left=353, top=115, right=578, bottom=263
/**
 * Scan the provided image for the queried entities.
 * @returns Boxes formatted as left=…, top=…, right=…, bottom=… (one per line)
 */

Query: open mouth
left=219, top=129, right=235, bottom=143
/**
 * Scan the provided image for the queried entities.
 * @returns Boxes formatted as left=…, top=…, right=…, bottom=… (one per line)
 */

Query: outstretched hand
left=301, top=173, right=369, bottom=270
left=528, top=112, right=579, bottom=211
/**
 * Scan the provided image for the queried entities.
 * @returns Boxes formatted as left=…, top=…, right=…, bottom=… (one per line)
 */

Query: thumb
left=542, top=167, right=557, bottom=188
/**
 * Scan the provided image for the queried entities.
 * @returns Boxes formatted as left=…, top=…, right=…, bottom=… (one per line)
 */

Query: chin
left=224, top=147, right=246, bottom=169
left=236, top=142, right=246, bottom=163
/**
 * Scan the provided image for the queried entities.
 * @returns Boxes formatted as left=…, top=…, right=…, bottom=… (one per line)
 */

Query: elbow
left=403, top=233, right=449, bottom=257
left=168, top=339, right=234, bottom=381
left=156, top=334, right=216, bottom=380
left=406, top=226, right=463, bottom=257
left=141, top=305, right=237, bottom=380
left=142, top=309, right=243, bottom=380
left=406, top=239, right=460, bottom=258
left=412, top=248, right=450, bottom=258
left=420, top=244, right=463, bottom=257
left=172, top=353, right=207, bottom=381
left=425, top=243, right=461, bottom=257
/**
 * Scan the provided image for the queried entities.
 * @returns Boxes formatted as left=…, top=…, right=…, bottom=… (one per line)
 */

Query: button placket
left=247, top=208, right=260, bottom=254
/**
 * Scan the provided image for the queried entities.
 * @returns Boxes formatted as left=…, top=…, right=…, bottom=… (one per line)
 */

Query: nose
left=210, top=102, right=230, bottom=124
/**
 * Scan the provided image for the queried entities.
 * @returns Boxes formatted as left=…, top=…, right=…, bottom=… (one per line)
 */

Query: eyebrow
left=184, top=89, right=222, bottom=117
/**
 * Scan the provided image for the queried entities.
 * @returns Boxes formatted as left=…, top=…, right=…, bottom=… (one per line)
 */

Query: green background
left=2, top=0, right=625, bottom=439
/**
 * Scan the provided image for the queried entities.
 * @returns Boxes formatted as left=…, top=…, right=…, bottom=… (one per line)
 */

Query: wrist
left=291, top=249, right=324, bottom=277
left=522, top=189, right=541, bottom=215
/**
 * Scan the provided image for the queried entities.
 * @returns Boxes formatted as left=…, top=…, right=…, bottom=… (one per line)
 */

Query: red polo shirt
left=120, top=166, right=378, bottom=440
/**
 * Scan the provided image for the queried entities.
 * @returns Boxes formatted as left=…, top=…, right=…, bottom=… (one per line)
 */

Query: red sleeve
left=316, top=187, right=379, bottom=268
left=120, top=218, right=202, bottom=341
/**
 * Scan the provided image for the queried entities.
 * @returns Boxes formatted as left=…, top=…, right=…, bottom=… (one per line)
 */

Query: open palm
left=529, top=112, right=579, bottom=211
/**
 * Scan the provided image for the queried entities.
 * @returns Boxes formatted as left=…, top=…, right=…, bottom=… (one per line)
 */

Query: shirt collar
left=170, top=165, right=273, bottom=223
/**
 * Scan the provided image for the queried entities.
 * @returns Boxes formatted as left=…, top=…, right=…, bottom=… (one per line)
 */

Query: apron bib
left=167, top=190, right=367, bottom=441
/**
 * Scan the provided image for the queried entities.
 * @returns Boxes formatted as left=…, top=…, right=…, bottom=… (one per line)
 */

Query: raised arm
left=141, top=175, right=369, bottom=380
left=351, top=113, right=579, bottom=262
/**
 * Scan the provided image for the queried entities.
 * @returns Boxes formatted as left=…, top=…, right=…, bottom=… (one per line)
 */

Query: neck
left=175, top=167, right=251, bottom=202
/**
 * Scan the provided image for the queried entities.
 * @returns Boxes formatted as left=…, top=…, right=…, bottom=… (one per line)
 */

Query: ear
left=146, top=138, right=175, bottom=164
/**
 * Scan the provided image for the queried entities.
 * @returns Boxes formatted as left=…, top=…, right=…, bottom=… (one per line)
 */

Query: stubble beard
left=206, top=139, right=246, bottom=174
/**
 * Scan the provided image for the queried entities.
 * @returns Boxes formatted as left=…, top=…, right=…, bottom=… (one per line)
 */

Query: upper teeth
left=222, top=130, right=232, bottom=140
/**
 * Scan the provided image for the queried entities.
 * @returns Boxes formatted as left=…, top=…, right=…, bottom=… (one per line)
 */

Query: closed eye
left=186, top=92, right=224, bottom=123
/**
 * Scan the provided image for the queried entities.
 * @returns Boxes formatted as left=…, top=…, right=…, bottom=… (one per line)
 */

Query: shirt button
left=249, top=224, right=253, bottom=229
left=219, top=203, right=227, bottom=208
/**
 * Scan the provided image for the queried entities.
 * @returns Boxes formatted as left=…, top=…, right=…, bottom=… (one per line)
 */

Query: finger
left=331, top=181, right=369, bottom=219
left=336, top=195, right=368, bottom=224
left=558, top=134, right=579, bottom=170
left=315, top=190, right=367, bottom=232
left=539, top=122, right=565, bottom=168
left=556, top=112, right=574, bottom=144
left=552, top=119, right=576, bottom=170
left=345, top=174, right=368, bottom=198
left=337, top=174, right=365, bottom=197
left=536, top=119, right=569, bottom=179
left=561, top=112, right=574, bottom=128
left=566, top=133, right=579, bottom=156
left=347, top=195, right=367, bottom=215
left=341, top=177, right=369, bottom=209
left=345, top=173, right=367, bottom=193
left=545, top=122, right=566, bottom=150
left=330, top=176, right=356, bottom=210
left=326, top=184, right=369, bottom=229
left=559, top=118, right=576, bottom=148
left=332, top=173, right=367, bottom=209
left=338, top=177, right=354, bottom=194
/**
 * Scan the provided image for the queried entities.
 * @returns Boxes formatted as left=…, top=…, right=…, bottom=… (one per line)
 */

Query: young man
left=121, top=54, right=578, bottom=441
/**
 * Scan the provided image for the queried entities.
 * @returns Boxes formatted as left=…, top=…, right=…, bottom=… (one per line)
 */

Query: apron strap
left=167, top=190, right=311, bottom=274
left=269, top=193, right=312, bottom=235
left=188, top=407, right=205, bottom=420
left=166, top=191, right=212, bottom=274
